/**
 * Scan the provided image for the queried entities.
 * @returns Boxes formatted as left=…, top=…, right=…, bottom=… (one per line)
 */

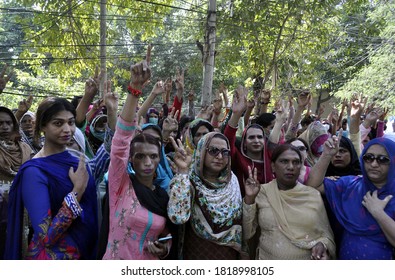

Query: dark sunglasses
left=362, top=153, right=390, bottom=165
left=206, top=147, right=231, bottom=158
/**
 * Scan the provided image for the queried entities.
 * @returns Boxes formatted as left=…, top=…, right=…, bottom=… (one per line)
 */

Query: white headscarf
left=73, top=128, right=86, bottom=153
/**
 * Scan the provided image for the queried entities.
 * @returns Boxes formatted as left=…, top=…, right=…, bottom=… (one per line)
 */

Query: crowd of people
left=0, top=45, right=394, bottom=260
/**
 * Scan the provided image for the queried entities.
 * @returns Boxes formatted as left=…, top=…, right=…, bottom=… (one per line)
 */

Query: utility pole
left=99, top=0, right=107, bottom=97
left=201, top=0, right=216, bottom=107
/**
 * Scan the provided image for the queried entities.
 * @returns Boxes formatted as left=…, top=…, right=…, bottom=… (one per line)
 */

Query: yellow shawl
left=262, top=179, right=336, bottom=258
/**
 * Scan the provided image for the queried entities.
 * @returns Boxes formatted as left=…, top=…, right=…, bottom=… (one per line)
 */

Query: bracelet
left=64, top=192, right=83, bottom=219
left=127, top=85, right=143, bottom=97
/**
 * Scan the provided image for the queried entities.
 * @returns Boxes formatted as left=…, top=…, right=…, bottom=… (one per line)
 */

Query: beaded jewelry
left=64, top=192, right=83, bottom=219
left=127, top=85, right=142, bottom=97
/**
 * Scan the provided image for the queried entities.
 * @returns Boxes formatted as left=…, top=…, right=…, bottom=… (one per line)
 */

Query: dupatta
left=263, top=180, right=336, bottom=257
left=325, top=137, right=395, bottom=240
left=189, top=132, right=242, bottom=251
left=5, top=151, right=98, bottom=259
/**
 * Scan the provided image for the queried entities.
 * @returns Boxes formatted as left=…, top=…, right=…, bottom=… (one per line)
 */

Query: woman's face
left=271, top=149, right=302, bottom=189
left=290, top=140, right=307, bottom=162
left=193, top=125, right=210, bottom=146
left=148, top=113, right=159, bottom=125
left=203, top=137, right=229, bottom=177
left=94, top=116, right=107, bottom=133
left=20, top=115, right=35, bottom=137
left=0, top=112, right=14, bottom=141
left=41, top=110, right=76, bottom=147
left=131, top=142, right=160, bottom=180
left=363, top=144, right=390, bottom=188
left=244, top=127, right=264, bottom=154
left=331, top=146, right=351, bottom=168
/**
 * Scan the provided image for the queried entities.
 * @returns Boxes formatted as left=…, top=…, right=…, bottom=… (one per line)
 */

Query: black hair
left=130, top=133, right=161, bottom=158
left=71, top=95, right=83, bottom=110
left=254, top=113, right=276, bottom=128
left=271, top=144, right=302, bottom=163
left=191, top=120, right=214, bottom=138
left=300, top=115, right=315, bottom=127
left=34, top=97, right=76, bottom=145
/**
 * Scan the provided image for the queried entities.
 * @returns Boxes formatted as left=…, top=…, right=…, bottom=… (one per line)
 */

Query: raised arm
left=103, top=80, right=118, bottom=132
left=187, top=90, right=195, bottom=118
left=167, top=136, right=193, bottom=224
left=244, top=96, right=256, bottom=127
left=174, top=67, right=184, bottom=104
left=284, top=90, right=311, bottom=140
left=211, top=90, right=223, bottom=129
left=269, top=101, right=288, bottom=144
left=228, top=85, right=248, bottom=128
left=243, top=166, right=260, bottom=240
left=121, top=46, right=152, bottom=122
left=305, top=133, right=341, bottom=192
left=14, top=95, right=33, bottom=122
left=76, top=67, right=104, bottom=127
left=136, top=80, right=164, bottom=121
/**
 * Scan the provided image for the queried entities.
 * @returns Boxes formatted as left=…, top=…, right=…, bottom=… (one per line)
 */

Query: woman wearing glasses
left=167, top=132, right=244, bottom=259
left=243, top=144, right=335, bottom=260
left=307, top=136, right=395, bottom=259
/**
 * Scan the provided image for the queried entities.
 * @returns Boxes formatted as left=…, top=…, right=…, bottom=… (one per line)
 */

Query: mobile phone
left=156, top=236, right=172, bottom=243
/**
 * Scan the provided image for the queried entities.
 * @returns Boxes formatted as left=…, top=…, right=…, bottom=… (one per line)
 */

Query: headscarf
left=20, top=111, right=36, bottom=124
left=325, top=137, right=395, bottom=241
left=73, top=128, right=86, bottom=153
left=189, top=132, right=242, bottom=251
left=262, top=180, right=336, bottom=257
left=127, top=123, right=173, bottom=191
left=0, top=107, right=32, bottom=182
left=89, top=114, right=107, bottom=142
left=298, top=121, right=329, bottom=166
left=184, top=118, right=213, bottom=152
left=325, top=136, right=361, bottom=177
left=146, top=108, right=159, bottom=124
left=239, top=124, right=273, bottom=186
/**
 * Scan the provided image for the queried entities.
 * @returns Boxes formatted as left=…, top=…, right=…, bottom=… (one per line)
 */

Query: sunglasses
left=206, top=147, right=231, bottom=158
left=362, top=153, right=390, bottom=165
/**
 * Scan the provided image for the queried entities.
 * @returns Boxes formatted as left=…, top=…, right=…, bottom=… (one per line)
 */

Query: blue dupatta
left=324, top=138, right=395, bottom=258
left=5, top=151, right=98, bottom=259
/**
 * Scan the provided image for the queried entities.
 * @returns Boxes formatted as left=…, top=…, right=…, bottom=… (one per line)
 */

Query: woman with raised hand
left=5, top=97, right=98, bottom=259
left=168, top=132, right=244, bottom=259
left=243, top=144, right=335, bottom=260
left=102, top=46, right=172, bottom=260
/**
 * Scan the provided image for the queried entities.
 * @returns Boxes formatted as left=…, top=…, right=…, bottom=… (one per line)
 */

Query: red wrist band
left=127, top=85, right=142, bottom=97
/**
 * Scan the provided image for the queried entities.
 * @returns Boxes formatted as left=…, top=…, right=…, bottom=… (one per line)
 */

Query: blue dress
left=324, top=138, right=395, bottom=259
left=5, top=151, right=98, bottom=259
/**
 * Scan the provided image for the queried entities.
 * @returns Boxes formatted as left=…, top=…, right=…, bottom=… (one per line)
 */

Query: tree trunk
left=201, top=0, right=216, bottom=107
